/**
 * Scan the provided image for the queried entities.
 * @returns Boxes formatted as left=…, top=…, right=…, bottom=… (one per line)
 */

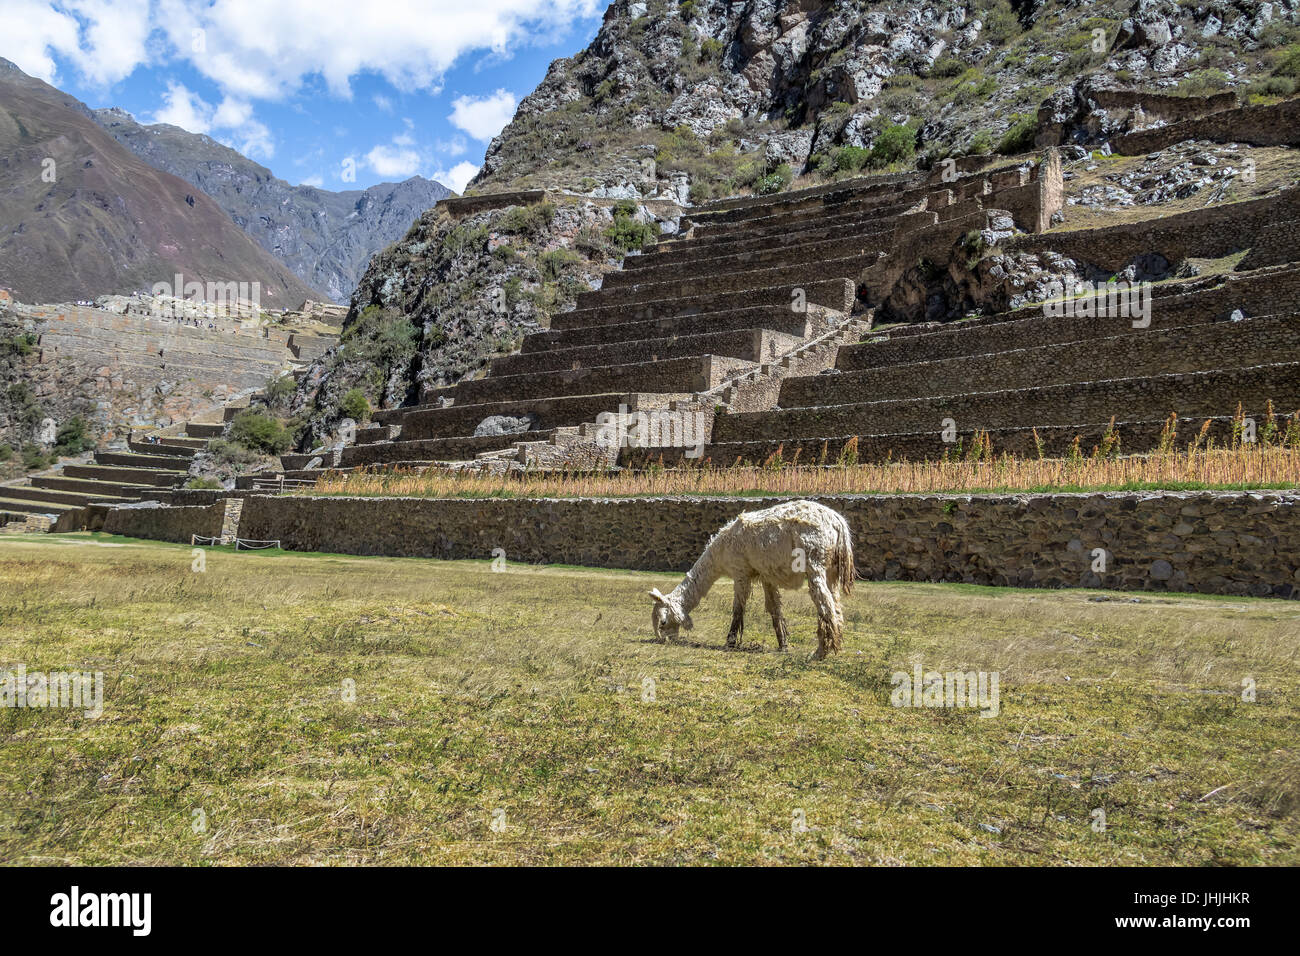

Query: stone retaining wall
left=220, top=491, right=1300, bottom=599
left=781, top=314, right=1299, bottom=408
left=102, top=500, right=229, bottom=544
left=842, top=267, right=1300, bottom=370
left=1010, top=187, right=1300, bottom=272
left=1113, top=97, right=1300, bottom=155
left=714, top=362, right=1300, bottom=442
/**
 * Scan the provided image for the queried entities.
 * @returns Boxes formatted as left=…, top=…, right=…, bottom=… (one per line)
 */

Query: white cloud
left=67, top=0, right=153, bottom=85
left=151, top=82, right=213, bottom=133
left=433, top=160, right=479, bottom=193
left=437, top=134, right=469, bottom=158
left=154, top=0, right=598, bottom=102
left=365, top=143, right=422, bottom=179
left=1, top=0, right=82, bottom=84
left=5, top=0, right=600, bottom=102
left=299, top=174, right=324, bottom=188
left=448, top=88, right=517, bottom=140
left=372, top=94, right=393, bottom=113
left=148, top=84, right=276, bottom=159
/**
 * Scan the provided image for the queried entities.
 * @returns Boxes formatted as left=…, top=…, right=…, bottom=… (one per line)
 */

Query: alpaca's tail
left=832, top=513, right=855, bottom=596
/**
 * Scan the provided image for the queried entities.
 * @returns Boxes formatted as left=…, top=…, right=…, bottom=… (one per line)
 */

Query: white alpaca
left=649, top=500, right=855, bottom=659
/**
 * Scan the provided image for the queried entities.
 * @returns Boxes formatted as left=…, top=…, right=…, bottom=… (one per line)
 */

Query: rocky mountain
left=294, top=0, right=1300, bottom=444
left=473, top=0, right=1295, bottom=197
left=92, top=108, right=453, bottom=303
left=0, top=59, right=322, bottom=307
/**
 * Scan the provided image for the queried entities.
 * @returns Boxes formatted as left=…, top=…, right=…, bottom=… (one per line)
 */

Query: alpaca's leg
left=807, top=571, right=843, bottom=660
left=763, top=581, right=790, bottom=651
left=726, top=577, right=751, bottom=649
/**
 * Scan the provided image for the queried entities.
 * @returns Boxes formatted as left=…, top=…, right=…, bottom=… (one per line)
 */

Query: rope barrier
left=234, top=538, right=282, bottom=550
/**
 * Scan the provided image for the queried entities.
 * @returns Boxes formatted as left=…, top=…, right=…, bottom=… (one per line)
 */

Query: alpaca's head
left=649, top=587, right=691, bottom=640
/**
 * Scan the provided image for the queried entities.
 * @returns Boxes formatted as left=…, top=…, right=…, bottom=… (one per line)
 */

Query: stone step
left=432, top=354, right=757, bottom=408
left=621, top=415, right=1249, bottom=467
left=713, top=362, right=1300, bottom=444
left=340, top=431, right=560, bottom=466
left=576, top=253, right=876, bottom=308
left=128, top=438, right=202, bottom=456
left=395, top=393, right=632, bottom=442
left=0, top=485, right=137, bottom=507
left=30, top=475, right=154, bottom=497
left=641, top=202, right=916, bottom=265
left=688, top=171, right=922, bottom=228
left=492, top=327, right=802, bottom=377
left=62, top=464, right=185, bottom=486
left=603, top=230, right=896, bottom=290
left=782, top=314, right=1300, bottom=409
left=525, top=305, right=815, bottom=352
left=554, top=278, right=855, bottom=331
left=353, top=424, right=401, bottom=445
left=847, top=265, right=1300, bottom=371
left=0, top=495, right=79, bottom=515
left=183, top=422, right=226, bottom=438
left=96, top=450, right=194, bottom=469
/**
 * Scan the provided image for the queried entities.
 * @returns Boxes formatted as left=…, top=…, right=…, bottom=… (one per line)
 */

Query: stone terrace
left=321, top=157, right=1065, bottom=477
left=627, top=255, right=1300, bottom=467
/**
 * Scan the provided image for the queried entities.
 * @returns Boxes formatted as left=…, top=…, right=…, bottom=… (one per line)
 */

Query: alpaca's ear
left=648, top=588, right=667, bottom=605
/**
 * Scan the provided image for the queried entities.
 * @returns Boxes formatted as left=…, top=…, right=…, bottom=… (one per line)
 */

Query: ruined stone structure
left=0, top=365, right=318, bottom=532
left=84, top=97, right=1300, bottom=600
left=266, top=151, right=1063, bottom=482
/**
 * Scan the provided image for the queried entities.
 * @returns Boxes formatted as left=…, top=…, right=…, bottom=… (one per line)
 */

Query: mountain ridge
left=90, top=107, right=454, bottom=303
left=0, top=60, right=323, bottom=306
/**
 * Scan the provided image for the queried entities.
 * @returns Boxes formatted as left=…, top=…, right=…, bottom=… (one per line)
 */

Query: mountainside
left=0, top=59, right=323, bottom=307
left=92, top=108, right=453, bottom=303
left=293, top=0, right=1300, bottom=445
left=473, top=0, right=1296, bottom=196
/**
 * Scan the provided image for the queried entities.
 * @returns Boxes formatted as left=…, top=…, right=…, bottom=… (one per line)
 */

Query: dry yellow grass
left=310, top=438, right=1300, bottom=501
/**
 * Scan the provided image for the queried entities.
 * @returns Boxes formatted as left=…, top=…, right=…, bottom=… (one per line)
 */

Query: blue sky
left=1, top=0, right=609, bottom=192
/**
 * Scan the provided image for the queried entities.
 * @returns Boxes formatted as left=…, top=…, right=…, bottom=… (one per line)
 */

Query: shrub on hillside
left=205, top=438, right=263, bottom=470
left=227, top=410, right=293, bottom=456
left=340, top=305, right=419, bottom=374
left=0, top=333, right=36, bottom=357
left=832, top=145, right=872, bottom=173
left=755, top=163, right=793, bottom=195
left=869, top=123, right=917, bottom=168
left=996, top=113, right=1038, bottom=154
left=1271, top=43, right=1300, bottom=78
left=21, top=443, right=51, bottom=471
left=54, top=417, right=94, bottom=456
left=605, top=201, right=657, bottom=251
left=264, top=374, right=297, bottom=408
left=339, top=388, right=371, bottom=423
left=498, top=201, right=556, bottom=236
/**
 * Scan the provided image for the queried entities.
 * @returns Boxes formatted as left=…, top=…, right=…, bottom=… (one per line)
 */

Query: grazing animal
left=649, top=500, right=855, bottom=659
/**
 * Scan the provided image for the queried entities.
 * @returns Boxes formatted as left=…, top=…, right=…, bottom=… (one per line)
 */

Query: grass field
left=1, top=533, right=1297, bottom=865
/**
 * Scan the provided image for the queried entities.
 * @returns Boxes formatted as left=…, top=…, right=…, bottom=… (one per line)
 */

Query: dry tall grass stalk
left=308, top=442, right=1300, bottom=500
